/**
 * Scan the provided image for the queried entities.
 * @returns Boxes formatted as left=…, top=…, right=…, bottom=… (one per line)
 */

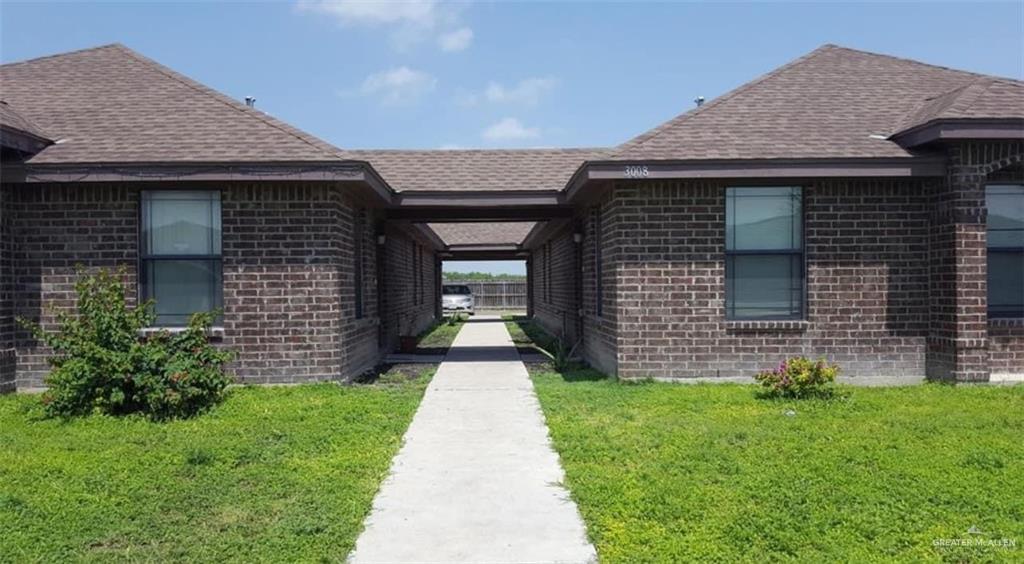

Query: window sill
left=989, top=318, right=1024, bottom=329
left=139, top=326, right=225, bottom=340
left=725, top=320, right=809, bottom=333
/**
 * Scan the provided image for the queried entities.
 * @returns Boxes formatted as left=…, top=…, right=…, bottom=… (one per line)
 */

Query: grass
left=415, top=314, right=467, bottom=353
left=532, top=369, right=1024, bottom=563
left=503, top=315, right=560, bottom=356
left=0, top=366, right=434, bottom=562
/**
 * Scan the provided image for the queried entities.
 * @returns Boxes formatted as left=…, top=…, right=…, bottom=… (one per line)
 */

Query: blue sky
left=2, top=1, right=1022, bottom=275
left=2, top=1, right=1021, bottom=151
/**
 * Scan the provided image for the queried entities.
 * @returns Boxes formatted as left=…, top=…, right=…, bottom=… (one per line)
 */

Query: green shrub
left=754, top=357, right=839, bottom=398
left=18, top=267, right=234, bottom=420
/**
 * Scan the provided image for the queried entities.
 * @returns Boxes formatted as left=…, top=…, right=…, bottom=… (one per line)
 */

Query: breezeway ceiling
left=427, top=222, right=537, bottom=246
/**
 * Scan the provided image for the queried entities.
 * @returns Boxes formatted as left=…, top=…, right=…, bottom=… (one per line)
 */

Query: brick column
left=927, top=144, right=990, bottom=382
left=0, top=185, right=14, bottom=392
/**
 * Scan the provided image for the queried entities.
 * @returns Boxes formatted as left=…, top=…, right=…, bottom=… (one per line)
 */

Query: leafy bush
left=754, top=357, right=839, bottom=398
left=18, top=267, right=233, bottom=420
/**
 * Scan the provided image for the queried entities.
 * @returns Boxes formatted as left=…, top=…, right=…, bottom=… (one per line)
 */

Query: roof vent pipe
left=244, top=96, right=256, bottom=108
left=694, top=96, right=705, bottom=107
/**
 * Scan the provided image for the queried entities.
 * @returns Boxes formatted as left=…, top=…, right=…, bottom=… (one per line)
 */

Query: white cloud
left=297, top=0, right=439, bottom=26
left=353, top=67, right=437, bottom=105
left=482, top=117, right=540, bottom=141
left=457, top=77, right=557, bottom=107
left=297, top=0, right=471, bottom=53
left=438, top=27, right=473, bottom=52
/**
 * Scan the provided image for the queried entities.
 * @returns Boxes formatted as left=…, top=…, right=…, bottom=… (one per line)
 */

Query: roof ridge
left=613, top=44, right=837, bottom=156
left=0, top=43, right=124, bottom=68
left=109, top=45, right=348, bottom=160
left=893, top=75, right=1020, bottom=134
left=948, top=78, right=1000, bottom=117
left=0, top=99, right=53, bottom=140
left=823, top=43, right=1021, bottom=83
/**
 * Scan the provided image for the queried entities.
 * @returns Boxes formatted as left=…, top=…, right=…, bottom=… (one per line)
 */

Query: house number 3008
left=624, top=165, right=649, bottom=178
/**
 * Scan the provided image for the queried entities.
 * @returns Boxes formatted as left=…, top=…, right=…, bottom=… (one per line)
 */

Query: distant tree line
left=443, top=271, right=527, bottom=281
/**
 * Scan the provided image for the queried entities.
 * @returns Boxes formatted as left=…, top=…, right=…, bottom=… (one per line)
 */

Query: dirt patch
left=522, top=359, right=555, bottom=375
left=354, top=363, right=437, bottom=385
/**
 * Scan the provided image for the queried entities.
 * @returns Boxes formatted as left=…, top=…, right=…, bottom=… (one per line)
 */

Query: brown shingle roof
left=0, top=44, right=349, bottom=164
left=428, top=222, right=536, bottom=246
left=613, top=44, right=1022, bottom=161
left=0, top=100, right=51, bottom=141
left=895, top=78, right=1024, bottom=133
left=349, top=148, right=607, bottom=192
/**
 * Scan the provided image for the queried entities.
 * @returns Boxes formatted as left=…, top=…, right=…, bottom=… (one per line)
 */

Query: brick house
left=1, top=43, right=1021, bottom=391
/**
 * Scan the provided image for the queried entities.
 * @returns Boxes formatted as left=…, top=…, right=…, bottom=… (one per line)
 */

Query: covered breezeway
left=347, top=148, right=604, bottom=361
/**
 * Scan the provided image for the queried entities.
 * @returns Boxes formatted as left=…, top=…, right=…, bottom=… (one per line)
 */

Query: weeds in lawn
left=0, top=378, right=433, bottom=561
left=185, top=448, right=215, bottom=466
left=444, top=313, right=465, bottom=326
left=416, top=317, right=466, bottom=352
left=754, top=356, right=839, bottom=399
left=502, top=315, right=582, bottom=373
left=530, top=375, right=1024, bottom=562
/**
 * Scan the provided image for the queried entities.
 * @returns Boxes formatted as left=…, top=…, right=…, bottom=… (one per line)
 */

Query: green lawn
left=0, top=369, right=433, bottom=562
left=415, top=315, right=467, bottom=352
left=533, top=369, right=1024, bottom=563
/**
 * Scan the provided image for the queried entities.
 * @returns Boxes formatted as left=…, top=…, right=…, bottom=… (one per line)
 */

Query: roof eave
left=409, top=223, right=447, bottom=250
left=564, top=156, right=949, bottom=202
left=521, top=218, right=573, bottom=251
left=890, top=118, right=1024, bottom=148
left=1, top=160, right=394, bottom=204
left=440, top=246, right=530, bottom=261
left=0, top=125, right=52, bottom=156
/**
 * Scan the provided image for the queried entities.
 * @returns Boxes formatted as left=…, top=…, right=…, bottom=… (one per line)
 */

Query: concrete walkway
left=349, top=316, right=596, bottom=564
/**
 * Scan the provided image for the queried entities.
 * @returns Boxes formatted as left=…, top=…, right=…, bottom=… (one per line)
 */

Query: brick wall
left=0, top=185, right=14, bottom=392
left=381, top=225, right=439, bottom=352
left=989, top=320, right=1024, bottom=376
left=609, top=178, right=932, bottom=383
left=927, top=142, right=1024, bottom=381
left=10, top=184, right=139, bottom=388
left=5, top=182, right=410, bottom=389
left=221, top=184, right=348, bottom=384
left=532, top=223, right=580, bottom=344
left=342, top=206, right=383, bottom=377
left=580, top=193, right=618, bottom=375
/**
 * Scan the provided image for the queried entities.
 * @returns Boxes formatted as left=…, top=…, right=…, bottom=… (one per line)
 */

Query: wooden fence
left=445, top=280, right=528, bottom=310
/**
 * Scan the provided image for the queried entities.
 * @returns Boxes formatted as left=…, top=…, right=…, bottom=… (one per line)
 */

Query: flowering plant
left=754, top=357, right=839, bottom=398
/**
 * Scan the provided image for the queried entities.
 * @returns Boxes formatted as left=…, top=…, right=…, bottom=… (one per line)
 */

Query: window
left=140, top=191, right=222, bottom=326
left=354, top=209, right=364, bottom=319
left=987, top=184, right=1024, bottom=318
left=725, top=186, right=803, bottom=320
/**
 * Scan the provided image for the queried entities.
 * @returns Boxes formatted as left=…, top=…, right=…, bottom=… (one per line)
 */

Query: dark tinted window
left=443, top=285, right=472, bottom=295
